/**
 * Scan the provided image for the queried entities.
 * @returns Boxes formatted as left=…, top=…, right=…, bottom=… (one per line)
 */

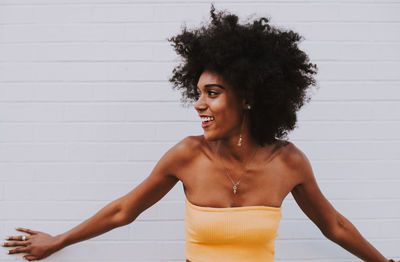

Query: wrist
left=53, top=234, right=67, bottom=251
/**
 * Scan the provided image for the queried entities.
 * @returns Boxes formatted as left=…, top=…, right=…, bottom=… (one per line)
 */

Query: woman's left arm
left=287, top=143, right=395, bottom=262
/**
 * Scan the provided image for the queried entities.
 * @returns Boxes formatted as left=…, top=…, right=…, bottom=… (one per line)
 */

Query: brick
left=49, top=241, right=185, bottom=260
left=313, top=82, right=400, bottom=101
left=312, top=160, right=400, bottom=180
left=0, top=103, right=64, bottom=122
left=278, top=219, right=400, bottom=239
left=62, top=102, right=192, bottom=122
left=65, top=143, right=130, bottom=161
left=275, top=239, right=400, bottom=260
left=226, top=3, right=400, bottom=22
left=290, top=121, right=400, bottom=140
left=0, top=162, right=156, bottom=182
left=4, top=182, right=69, bottom=201
left=286, top=22, right=400, bottom=41
left=0, top=143, right=67, bottom=162
left=0, top=184, right=4, bottom=200
left=302, top=42, right=400, bottom=61
left=317, top=61, right=400, bottom=81
left=282, top=199, right=400, bottom=219
left=0, top=23, right=180, bottom=43
left=0, top=123, right=34, bottom=142
left=0, top=200, right=185, bottom=221
left=318, top=180, right=400, bottom=200
left=0, top=82, right=177, bottom=102
left=295, top=141, right=400, bottom=160
left=3, top=221, right=131, bottom=241
left=299, top=101, right=400, bottom=121
left=0, top=43, right=174, bottom=62
left=0, top=62, right=174, bottom=82
left=275, top=238, right=362, bottom=259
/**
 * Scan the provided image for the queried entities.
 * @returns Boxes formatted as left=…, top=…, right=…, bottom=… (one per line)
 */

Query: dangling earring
left=237, top=115, right=243, bottom=147
left=237, top=105, right=251, bottom=147
left=237, top=134, right=242, bottom=147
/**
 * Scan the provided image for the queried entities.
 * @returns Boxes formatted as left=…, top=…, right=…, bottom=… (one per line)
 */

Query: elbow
left=113, top=203, right=138, bottom=227
left=322, top=225, right=342, bottom=242
left=112, top=205, right=132, bottom=227
left=106, top=201, right=130, bottom=228
left=321, top=215, right=348, bottom=242
left=113, top=212, right=131, bottom=227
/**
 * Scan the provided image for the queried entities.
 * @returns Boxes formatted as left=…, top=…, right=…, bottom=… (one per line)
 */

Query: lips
left=200, top=116, right=215, bottom=122
left=200, top=115, right=215, bottom=128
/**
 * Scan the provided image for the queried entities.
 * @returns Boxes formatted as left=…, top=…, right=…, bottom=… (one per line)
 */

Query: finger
left=16, top=228, right=37, bottom=235
left=23, top=255, right=37, bottom=261
left=5, top=235, right=29, bottom=241
left=8, top=247, right=29, bottom=254
left=3, top=241, right=28, bottom=247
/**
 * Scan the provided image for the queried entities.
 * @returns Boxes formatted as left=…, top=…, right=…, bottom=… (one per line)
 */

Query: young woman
left=3, top=6, right=398, bottom=262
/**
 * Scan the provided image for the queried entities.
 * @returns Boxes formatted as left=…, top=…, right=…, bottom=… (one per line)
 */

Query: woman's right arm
left=3, top=137, right=195, bottom=261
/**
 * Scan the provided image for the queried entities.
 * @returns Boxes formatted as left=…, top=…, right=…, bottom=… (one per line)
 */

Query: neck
left=215, top=132, right=259, bottom=163
left=213, top=111, right=259, bottom=163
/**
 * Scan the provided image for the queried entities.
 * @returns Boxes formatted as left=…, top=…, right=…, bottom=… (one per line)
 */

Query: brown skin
left=3, top=71, right=396, bottom=261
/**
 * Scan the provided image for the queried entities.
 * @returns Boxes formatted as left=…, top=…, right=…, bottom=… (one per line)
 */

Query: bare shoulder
left=160, top=135, right=204, bottom=174
left=168, top=135, right=203, bottom=159
left=276, top=140, right=313, bottom=183
left=278, top=141, right=308, bottom=167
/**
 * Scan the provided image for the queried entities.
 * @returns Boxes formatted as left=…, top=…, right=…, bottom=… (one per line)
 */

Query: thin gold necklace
left=216, top=141, right=259, bottom=195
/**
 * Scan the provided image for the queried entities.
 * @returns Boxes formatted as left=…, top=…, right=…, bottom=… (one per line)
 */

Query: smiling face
left=194, top=71, right=248, bottom=142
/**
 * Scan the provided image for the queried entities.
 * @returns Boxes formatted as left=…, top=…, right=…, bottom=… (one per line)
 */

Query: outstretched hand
left=3, top=228, right=62, bottom=261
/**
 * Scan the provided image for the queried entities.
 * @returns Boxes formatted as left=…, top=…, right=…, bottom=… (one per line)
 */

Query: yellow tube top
left=185, top=197, right=282, bottom=262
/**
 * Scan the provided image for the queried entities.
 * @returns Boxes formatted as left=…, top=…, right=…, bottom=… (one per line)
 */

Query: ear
left=242, top=100, right=252, bottom=110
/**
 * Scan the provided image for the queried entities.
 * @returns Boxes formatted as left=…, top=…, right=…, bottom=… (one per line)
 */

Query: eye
left=207, top=90, right=218, bottom=96
left=194, top=88, right=219, bottom=99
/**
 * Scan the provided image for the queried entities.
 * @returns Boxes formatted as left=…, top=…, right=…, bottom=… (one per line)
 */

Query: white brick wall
left=0, top=1, right=399, bottom=261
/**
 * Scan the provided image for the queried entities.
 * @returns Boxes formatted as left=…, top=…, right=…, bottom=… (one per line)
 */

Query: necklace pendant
left=233, top=184, right=238, bottom=194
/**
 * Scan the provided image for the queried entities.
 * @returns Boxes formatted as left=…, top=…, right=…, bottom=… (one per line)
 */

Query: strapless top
left=184, top=197, right=282, bottom=262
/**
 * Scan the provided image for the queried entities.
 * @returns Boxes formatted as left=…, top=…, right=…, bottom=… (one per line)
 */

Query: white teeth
left=201, top=116, right=215, bottom=122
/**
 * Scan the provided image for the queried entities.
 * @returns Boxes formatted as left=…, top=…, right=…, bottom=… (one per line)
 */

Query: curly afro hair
left=169, top=5, right=318, bottom=146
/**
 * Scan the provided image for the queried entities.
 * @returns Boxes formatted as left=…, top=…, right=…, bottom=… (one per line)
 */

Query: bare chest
left=177, top=154, right=298, bottom=208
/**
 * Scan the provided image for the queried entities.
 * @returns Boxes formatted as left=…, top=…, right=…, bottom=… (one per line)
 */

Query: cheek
left=208, top=96, right=243, bottom=126
left=213, top=107, right=242, bottom=128
left=208, top=99, right=224, bottom=116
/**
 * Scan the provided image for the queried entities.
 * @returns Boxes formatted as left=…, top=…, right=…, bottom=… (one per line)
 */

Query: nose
left=194, top=95, right=207, bottom=113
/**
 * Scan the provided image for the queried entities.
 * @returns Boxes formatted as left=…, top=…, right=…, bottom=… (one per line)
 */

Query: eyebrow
left=204, top=84, right=225, bottom=90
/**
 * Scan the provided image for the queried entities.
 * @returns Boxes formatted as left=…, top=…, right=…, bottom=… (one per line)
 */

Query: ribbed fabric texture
left=185, top=197, right=282, bottom=262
